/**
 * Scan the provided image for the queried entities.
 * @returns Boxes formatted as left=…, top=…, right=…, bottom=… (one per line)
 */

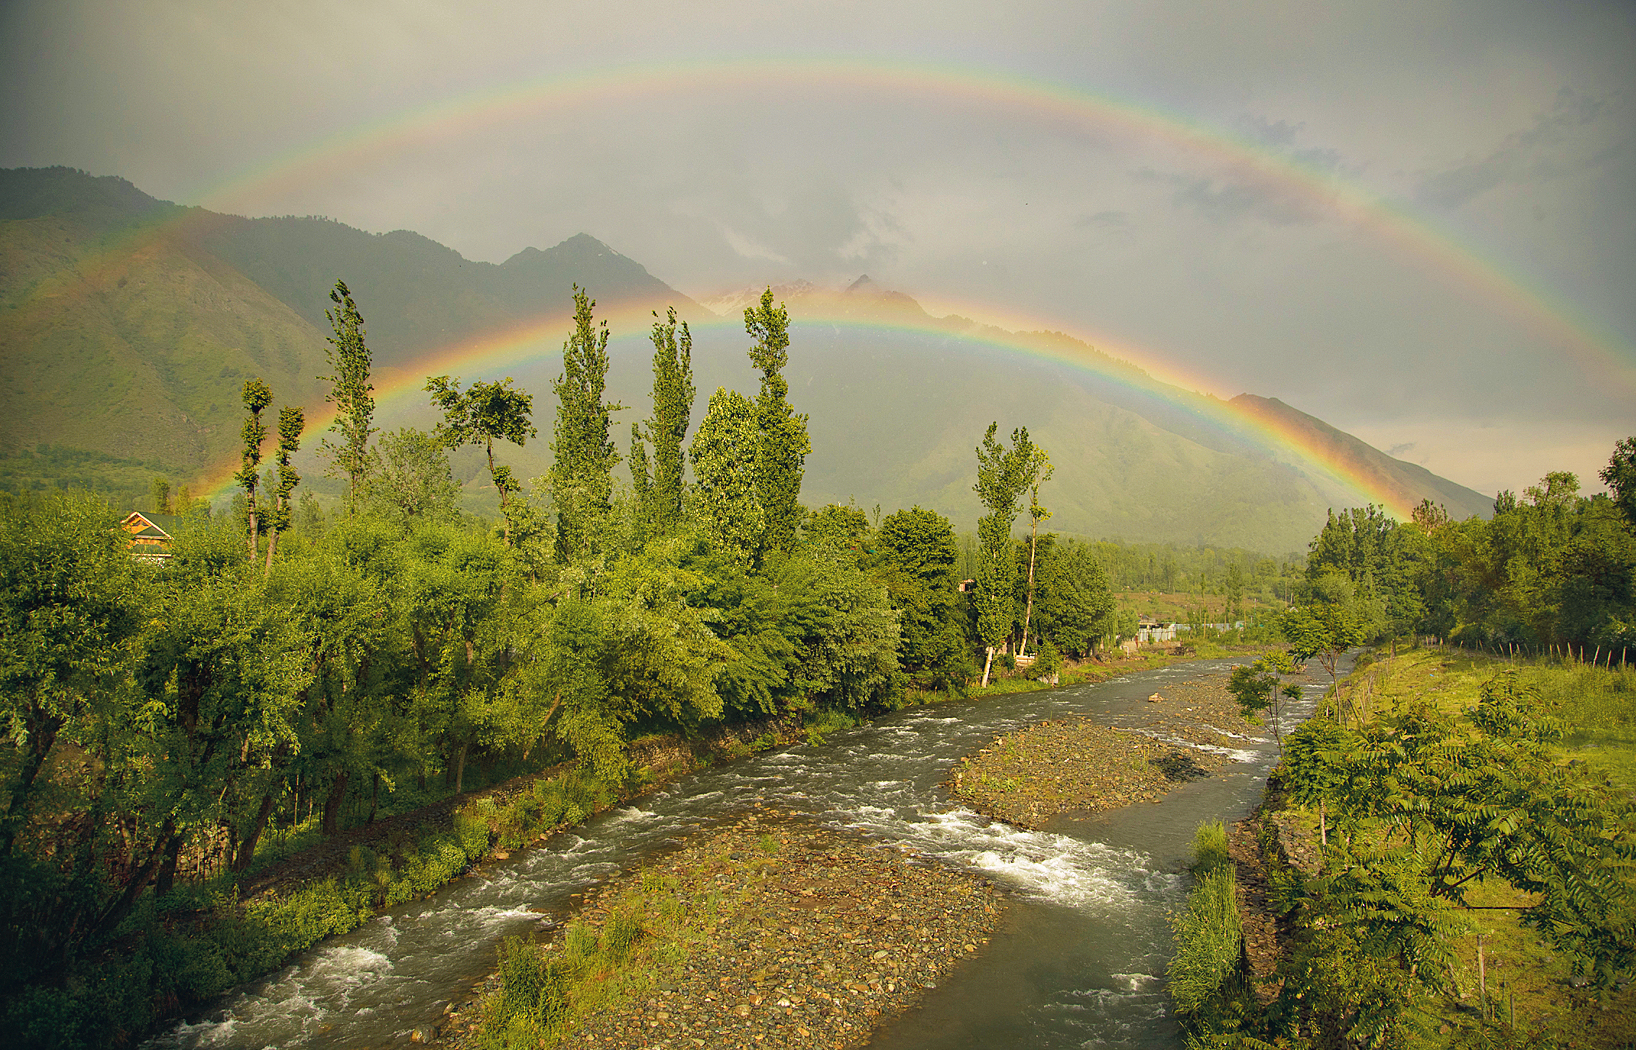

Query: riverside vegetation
left=0, top=281, right=1127, bottom=1048
left=1166, top=437, right=1636, bottom=1050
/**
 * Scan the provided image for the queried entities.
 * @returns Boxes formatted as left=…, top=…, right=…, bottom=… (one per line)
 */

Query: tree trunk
left=264, top=495, right=282, bottom=576
left=367, top=774, right=380, bottom=825
left=1020, top=515, right=1039, bottom=659
left=88, top=819, right=178, bottom=944
left=0, top=706, right=62, bottom=858
left=981, top=646, right=995, bottom=688
left=322, top=772, right=349, bottom=836
left=232, top=792, right=277, bottom=873
left=454, top=742, right=469, bottom=795
left=154, top=828, right=186, bottom=896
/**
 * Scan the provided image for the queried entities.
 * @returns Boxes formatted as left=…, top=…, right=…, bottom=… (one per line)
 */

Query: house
left=120, top=511, right=176, bottom=559
left=1136, top=617, right=1178, bottom=644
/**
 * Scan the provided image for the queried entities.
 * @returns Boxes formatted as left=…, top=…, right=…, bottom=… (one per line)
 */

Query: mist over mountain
left=0, top=166, right=1491, bottom=551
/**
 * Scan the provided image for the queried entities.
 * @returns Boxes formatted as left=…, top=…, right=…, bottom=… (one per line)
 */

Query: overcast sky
left=2, top=0, right=1631, bottom=498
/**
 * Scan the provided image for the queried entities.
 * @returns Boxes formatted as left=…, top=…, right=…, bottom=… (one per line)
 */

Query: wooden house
left=120, top=511, right=176, bottom=559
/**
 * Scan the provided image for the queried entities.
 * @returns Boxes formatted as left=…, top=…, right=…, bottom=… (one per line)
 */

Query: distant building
left=1137, top=617, right=1178, bottom=644
left=120, top=511, right=175, bottom=559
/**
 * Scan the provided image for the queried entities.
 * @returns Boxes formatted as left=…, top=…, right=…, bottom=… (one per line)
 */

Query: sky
left=2, top=0, right=1632, bottom=498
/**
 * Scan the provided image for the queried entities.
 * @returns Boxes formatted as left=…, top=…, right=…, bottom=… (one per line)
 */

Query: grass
left=1275, top=644, right=1636, bottom=1048
left=1168, top=820, right=1247, bottom=1027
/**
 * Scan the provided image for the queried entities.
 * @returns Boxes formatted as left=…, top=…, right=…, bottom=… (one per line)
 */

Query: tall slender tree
left=236, top=379, right=273, bottom=562
left=320, top=280, right=375, bottom=514
left=1018, top=446, right=1053, bottom=658
left=263, top=406, right=304, bottom=574
left=550, top=286, right=621, bottom=561
left=745, top=288, right=809, bottom=560
left=974, top=422, right=1034, bottom=687
left=637, top=306, right=695, bottom=533
left=426, top=375, right=536, bottom=544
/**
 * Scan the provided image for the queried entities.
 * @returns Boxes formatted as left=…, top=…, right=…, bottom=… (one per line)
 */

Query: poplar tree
left=320, top=280, right=375, bottom=515
left=236, top=379, right=273, bottom=562
left=426, top=375, right=536, bottom=544
left=974, top=422, right=1033, bottom=687
left=635, top=306, right=694, bottom=533
left=263, top=406, right=305, bottom=574
left=1017, top=446, right=1052, bottom=658
left=745, top=287, right=809, bottom=560
left=550, top=285, right=621, bottom=561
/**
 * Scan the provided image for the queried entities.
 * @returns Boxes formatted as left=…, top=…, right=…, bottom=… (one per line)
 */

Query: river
left=153, top=656, right=1338, bottom=1049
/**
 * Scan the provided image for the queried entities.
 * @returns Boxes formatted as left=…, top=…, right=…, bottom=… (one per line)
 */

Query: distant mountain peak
left=845, top=274, right=878, bottom=293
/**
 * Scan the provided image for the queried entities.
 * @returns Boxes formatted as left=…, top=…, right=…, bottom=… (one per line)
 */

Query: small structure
left=120, top=511, right=176, bottom=559
left=1136, top=617, right=1178, bottom=644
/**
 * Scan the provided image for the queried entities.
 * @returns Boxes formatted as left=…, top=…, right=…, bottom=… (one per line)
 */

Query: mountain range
left=0, top=166, right=1492, bottom=552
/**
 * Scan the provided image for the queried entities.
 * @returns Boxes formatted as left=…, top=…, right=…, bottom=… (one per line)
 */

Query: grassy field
left=1305, top=646, right=1636, bottom=1047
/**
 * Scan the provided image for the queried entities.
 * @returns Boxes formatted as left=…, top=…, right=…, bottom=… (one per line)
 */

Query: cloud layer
left=2, top=0, right=1632, bottom=497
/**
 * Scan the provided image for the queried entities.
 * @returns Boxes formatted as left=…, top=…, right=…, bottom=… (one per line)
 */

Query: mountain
left=1228, top=394, right=1492, bottom=522
left=0, top=166, right=1493, bottom=550
left=0, top=167, right=701, bottom=495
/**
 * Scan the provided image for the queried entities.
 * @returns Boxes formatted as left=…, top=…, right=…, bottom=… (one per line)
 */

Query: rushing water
left=152, top=657, right=1340, bottom=1050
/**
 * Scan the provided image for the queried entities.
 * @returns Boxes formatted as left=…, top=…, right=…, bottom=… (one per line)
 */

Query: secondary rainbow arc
left=188, top=55, right=1633, bottom=397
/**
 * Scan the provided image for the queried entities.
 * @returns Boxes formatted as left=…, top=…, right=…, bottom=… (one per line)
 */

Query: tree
left=150, top=476, right=171, bottom=515
left=236, top=379, right=273, bottom=562
left=688, top=388, right=764, bottom=565
left=635, top=307, right=695, bottom=534
left=320, top=280, right=375, bottom=515
left=365, top=426, right=460, bottom=522
left=1017, top=446, right=1053, bottom=659
left=550, top=286, right=620, bottom=561
left=0, top=493, right=143, bottom=861
left=263, top=405, right=305, bottom=573
left=1225, top=651, right=1302, bottom=753
left=745, top=288, right=809, bottom=560
left=427, top=376, right=537, bottom=546
left=877, top=506, right=969, bottom=693
left=973, top=422, right=1034, bottom=687
left=1602, top=436, right=1636, bottom=530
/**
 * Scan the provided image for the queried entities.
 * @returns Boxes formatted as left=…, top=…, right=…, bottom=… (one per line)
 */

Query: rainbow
left=190, top=56, right=1633, bottom=396
left=199, top=298, right=1414, bottom=518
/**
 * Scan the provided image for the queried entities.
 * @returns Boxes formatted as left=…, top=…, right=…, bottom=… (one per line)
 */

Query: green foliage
left=1168, top=868, right=1246, bottom=1025
left=549, top=286, right=619, bottom=562
left=1192, top=820, right=1231, bottom=874
left=974, top=422, right=1034, bottom=684
left=744, top=288, right=809, bottom=560
left=262, top=404, right=305, bottom=564
left=688, top=388, right=764, bottom=565
left=427, top=374, right=537, bottom=541
left=363, top=427, right=459, bottom=523
left=320, top=280, right=375, bottom=515
left=635, top=307, right=694, bottom=535
left=1601, top=436, right=1636, bottom=530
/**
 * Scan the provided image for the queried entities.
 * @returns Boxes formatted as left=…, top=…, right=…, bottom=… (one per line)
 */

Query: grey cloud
left=1417, top=88, right=1614, bottom=208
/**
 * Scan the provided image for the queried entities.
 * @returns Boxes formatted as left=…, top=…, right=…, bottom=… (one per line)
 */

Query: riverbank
left=1185, top=646, right=1636, bottom=1048
left=948, top=668, right=1275, bottom=827
left=442, top=812, right=1004, bottom=1049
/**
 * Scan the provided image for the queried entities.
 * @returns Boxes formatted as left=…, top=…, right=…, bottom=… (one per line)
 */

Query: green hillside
left=0, top=166, right=1494, bottom=550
